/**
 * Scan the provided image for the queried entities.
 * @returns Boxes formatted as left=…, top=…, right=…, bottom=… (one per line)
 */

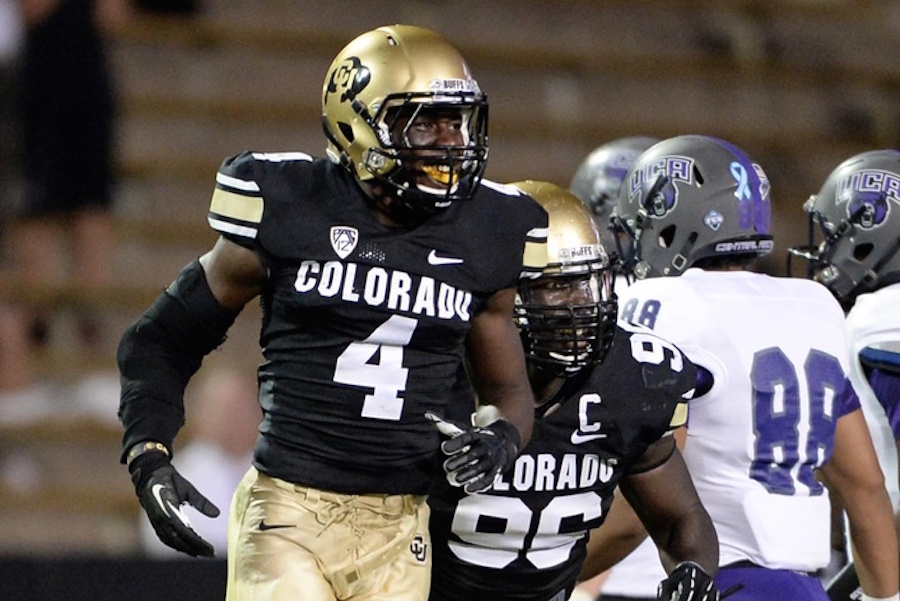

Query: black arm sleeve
left=117, top=260, right=241, bottom=462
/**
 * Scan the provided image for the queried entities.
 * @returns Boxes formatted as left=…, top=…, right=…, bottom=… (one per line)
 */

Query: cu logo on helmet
left=325, top=56, right=371, bottom=104
left=840, top=170, right=899, bottom=229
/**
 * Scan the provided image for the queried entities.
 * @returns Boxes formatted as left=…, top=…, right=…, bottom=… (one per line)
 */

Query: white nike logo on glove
left=428, top=250, right=464, bottom=265
left=151, top=483, right=195, bottom=528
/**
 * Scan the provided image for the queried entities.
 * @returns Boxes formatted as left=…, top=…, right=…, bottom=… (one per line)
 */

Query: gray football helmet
left=788, top=149, right=900, bottom=308
left=570, top=136, right=659, bottom=256
left=570, top=136, right=660, bottom=220
left=507, top=180, right=617, bottom=375
left=610, top=135, right=774, bottom=279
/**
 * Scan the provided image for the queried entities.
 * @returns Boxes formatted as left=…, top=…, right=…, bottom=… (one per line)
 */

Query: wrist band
left=126, top=441, right=170, bottom=466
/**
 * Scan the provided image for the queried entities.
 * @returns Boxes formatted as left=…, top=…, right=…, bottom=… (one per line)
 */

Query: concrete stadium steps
left=110, top=0, right=898, bottom=223
left=0, top=416, right=139, bottom=555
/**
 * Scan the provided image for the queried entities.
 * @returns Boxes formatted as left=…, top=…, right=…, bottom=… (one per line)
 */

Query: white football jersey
left=845, top=283, right=900, bottom=510
left=618, top=269, right=854, bottom=571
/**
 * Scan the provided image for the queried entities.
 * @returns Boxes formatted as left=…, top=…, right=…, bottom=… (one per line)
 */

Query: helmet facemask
left=369, top=96, right=488, bottom=217
left=787, top=150, right=900, bottom=308
left=789, top=193, right=900, bottom=309
left=608, top=173, right=671, bottom=281
left=321, top=25, right=490, bottom=221
left=516, top=266, right=617, bottom=377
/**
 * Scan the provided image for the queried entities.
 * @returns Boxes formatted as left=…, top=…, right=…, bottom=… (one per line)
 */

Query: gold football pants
left=226, top=467, right=431, bottom=601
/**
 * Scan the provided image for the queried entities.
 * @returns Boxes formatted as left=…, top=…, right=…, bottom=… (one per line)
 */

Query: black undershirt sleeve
left=117, top=260, right=241, bottom=462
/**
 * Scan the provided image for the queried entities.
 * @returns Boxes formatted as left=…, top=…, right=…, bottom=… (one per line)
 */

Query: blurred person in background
left=788, top=149, right=900, bottom=601
left=0, top=0, right=129, bottom=393
left=609, top=135, right=897, bottom=600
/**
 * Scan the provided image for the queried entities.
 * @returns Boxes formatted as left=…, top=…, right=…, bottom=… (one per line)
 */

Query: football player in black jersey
left=426, top=181, right=720, bottom=601
left=116, top=25, right=548, bottom=601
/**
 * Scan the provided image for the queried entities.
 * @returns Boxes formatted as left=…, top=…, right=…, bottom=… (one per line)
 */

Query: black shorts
left=19, top=22, right=116, bottom=218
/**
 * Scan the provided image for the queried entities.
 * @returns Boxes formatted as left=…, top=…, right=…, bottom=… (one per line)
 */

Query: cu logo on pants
left=410, top=535, right=427, bottom=562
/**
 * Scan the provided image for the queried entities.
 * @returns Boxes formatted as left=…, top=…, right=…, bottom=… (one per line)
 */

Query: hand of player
left=131, top=457, right=220, bottom=557
left=426, top=410, right=520, bottom=494
left=657, top=561, right=720, bottom=601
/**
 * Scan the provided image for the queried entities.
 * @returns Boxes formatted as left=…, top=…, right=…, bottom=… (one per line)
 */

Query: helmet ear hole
left=854, top=243, right=874, bottom=261
left=338, top=122, right=355, bottom=142
left=658, top=225, right=677, bottom=248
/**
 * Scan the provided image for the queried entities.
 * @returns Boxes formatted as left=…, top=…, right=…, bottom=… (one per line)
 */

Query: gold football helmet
left=508, top=181, right=617, bottom=375
left=322, top=25, right=489, bottom=215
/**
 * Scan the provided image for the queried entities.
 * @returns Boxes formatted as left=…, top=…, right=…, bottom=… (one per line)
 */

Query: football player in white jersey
left=788, top=149, right=900, bottom=601
left=569, top=137, right=673, bottom=601
left=607, top=135, right=898, bottom=600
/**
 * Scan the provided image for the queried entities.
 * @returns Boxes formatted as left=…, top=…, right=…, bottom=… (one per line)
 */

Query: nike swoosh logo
left=428, top=250, right=464, bottom=265
left=151, top=483, right=171, bottom=516
left=151, top=483, right=194, bottom=527
left=570, top=431, right=607, bottom=445
left=259, top=520, right=295, bottom=531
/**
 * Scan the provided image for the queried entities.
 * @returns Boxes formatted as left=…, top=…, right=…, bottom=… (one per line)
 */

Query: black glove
left=426, top=410, right=520, bottom=494
left=658, top=562, right=720, bottom=601
left=129, top=453, right=220, bottom=557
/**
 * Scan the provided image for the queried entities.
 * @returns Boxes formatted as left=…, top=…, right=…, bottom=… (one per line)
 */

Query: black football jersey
left=207, top=151, right=548, bottom=495
left=427, top=323, right=696, bottom=601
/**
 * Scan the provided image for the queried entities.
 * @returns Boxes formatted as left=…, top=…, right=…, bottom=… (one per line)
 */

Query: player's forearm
left=580, top=493, right=649, bottom=580
left=654, top=505, right=719, bottom=576
left=492, top=388, right=534, bottom=448
left=845, top=489, right=900, bottom=597
left=579, top=527, right=647, bottom=580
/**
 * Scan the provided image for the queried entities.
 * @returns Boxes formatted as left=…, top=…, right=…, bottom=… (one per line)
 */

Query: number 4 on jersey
left=334, top=315, right=417, bottom=420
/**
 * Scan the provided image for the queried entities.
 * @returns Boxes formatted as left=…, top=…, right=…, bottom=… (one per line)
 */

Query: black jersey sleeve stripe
left=216, top=170, right=260, bottom=192
left=208, top=215, right=259, bottom=239
left=526, top=226, right=549, bottom=243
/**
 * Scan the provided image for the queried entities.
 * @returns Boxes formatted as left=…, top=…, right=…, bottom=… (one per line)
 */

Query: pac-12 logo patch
left=330, top=226, right=358, bottom=259
left=410, top=535, right=428, bottom=563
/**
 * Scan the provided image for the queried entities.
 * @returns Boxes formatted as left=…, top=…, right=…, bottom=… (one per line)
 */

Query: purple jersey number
left=750, top=347, right=842, bottom=495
